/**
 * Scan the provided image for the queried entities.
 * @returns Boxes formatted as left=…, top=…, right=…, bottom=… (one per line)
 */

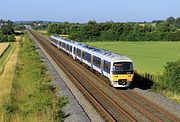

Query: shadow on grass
left=129, top=72, right=154, bottom=90
left=15, top=31, right=24, bottom=36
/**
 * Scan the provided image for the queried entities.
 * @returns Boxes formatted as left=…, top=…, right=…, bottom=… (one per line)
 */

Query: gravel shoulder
left=133, top=88, right=180, bottom=119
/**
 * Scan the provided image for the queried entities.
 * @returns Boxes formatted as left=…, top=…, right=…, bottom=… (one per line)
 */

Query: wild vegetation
left=1, top=33, right=68, bottom=121
left=152, top=60, right=180, bottom=103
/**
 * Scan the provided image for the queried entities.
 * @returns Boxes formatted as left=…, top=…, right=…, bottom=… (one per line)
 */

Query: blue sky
left=0, top=0, right=179, bottom=22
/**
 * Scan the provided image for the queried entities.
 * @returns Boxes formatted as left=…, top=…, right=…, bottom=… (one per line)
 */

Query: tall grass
left=3, top=33, right=68, bottom=122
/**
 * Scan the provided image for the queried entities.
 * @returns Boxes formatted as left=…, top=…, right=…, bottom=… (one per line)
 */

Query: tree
left=161, top=60, right=180, bottom=94
left=166, top=17, right=175, bottom=24
left=112, top=23, right=124, bottom=34
left=156, top=22, right=171, bottom=32
left=87, top=20, right=97, bottom=25
left=8, top=35, right=15, bottom=42
left=100, top=29, right=119, bottom=41
left=122, top=23, right=133, bottom=35
left=14, top=25, right=26, bottom=30
left=1, top=20, right=14, bottom=35
left=132, top=24, right=144, bottom=33
left=47, top=23, right=60, bottom=34
left=0, top=34, right=8, bottom=42
left=143, top=24, right=152, bottom=32
left=175, top=17, right=180, bottom=28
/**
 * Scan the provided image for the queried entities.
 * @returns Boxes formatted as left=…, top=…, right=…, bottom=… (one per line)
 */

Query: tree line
left=47, top=17, right=180, bottom=41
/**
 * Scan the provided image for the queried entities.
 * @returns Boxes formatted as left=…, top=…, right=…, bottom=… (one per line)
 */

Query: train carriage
left=50, top=35, right=134, bottom=87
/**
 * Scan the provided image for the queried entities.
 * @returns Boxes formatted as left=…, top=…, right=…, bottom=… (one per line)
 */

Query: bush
left=155, top=60, right=180, bottom=94
left=0, top=34, right=15, bottom=42
left=0, top=34, right=7, bottom=42
left=100, top=29, right=119, bottom=41
left=54, top=97, right=68, bottom=122
left=2, top=103, right=16, bottom=113
left=8, top=35, right=15, bottom=42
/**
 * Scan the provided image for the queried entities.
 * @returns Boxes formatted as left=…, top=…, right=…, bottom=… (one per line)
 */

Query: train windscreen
left=113, top=62, right=133, bottom=74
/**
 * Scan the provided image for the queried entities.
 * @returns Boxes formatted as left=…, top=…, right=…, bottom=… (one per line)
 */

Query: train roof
left=51, top=35, right=132, bottom=62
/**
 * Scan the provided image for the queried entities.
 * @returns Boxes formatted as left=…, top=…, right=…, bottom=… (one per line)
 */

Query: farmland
left=0, top=43, right=9, bottom=58
left=86, top=41, right=180, bottom=74
left=0, top=43, right=16, bottom=74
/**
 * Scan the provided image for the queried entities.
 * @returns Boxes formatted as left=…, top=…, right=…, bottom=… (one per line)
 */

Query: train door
left=101, top=60, right=104, bottom=74
left=73, top=47, right=76, bottom=59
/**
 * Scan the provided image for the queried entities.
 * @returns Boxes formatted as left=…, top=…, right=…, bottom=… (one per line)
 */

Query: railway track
left=28, top=30, right=179, bottom=122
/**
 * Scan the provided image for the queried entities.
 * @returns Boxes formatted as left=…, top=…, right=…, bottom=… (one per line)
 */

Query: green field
left=86, top=41, right=180, bottom=74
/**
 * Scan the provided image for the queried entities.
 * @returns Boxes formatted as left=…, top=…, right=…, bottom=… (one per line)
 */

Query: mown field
left=86, top=41, right=180, bottom=74
left=0, top=43, right=9, bottom=58
left=37, top=30, right=49, bottom=36
left=0, top=43, right=16, bottom=75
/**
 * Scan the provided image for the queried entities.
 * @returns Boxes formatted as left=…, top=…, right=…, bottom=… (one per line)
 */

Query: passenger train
left=50, top=35, right=134, bottom=87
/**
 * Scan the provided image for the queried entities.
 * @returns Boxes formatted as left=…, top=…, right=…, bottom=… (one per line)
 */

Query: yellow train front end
left=111, top=62, right=134, bottom=87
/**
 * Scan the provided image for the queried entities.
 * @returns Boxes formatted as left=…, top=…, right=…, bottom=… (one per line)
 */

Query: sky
left=0, top=0, right=180, bottom=22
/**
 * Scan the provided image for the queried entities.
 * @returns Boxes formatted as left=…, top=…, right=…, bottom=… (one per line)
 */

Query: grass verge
left=2, top=33, right=68, bottom=122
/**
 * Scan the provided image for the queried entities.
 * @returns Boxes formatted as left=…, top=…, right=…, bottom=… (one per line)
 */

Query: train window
left=82, top=51, right=86, bottom=60
left=67, top=44, right=69, bottom=50
left=52, top=38, right=55, bottom=43
left=70, top=46, right=72, bottom=52
left=87, top=53, right=91, bottom=63
left=77, top=48, right=81, bottom=57
left=59, top=41, right=62, bottom=47
left=73, top=47, right=76, bottom=54
left=55, top=39, right=57, bottom=44
left=113, top=62, right=133, bottom=74
left=93, top=56, right=101, bottom=68
left=103, top=60, right=110, bottom=73
left=62, top=42, right=65, bottom=48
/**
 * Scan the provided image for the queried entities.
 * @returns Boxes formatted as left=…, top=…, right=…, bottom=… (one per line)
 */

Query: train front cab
left=111, top=61, right=134, bottom=87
